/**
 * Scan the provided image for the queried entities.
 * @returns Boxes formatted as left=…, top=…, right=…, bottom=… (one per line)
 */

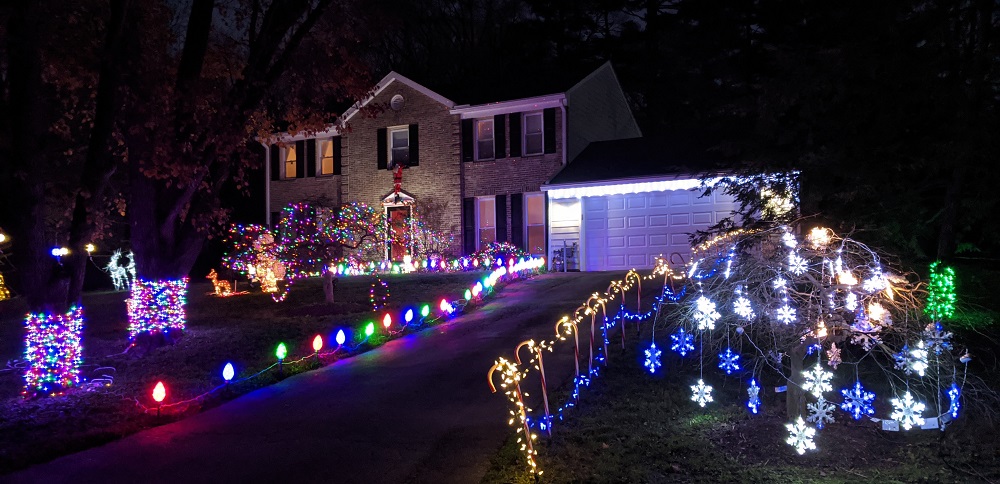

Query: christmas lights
left=802, top=363, right=833, bottom=398
left=718, top=348, right=740, bottom=375
left=670, top=327, right=695, bottom=356
left=127, top=278, right=187, bottom=342
left=890, top=391, right=926, bottom=430
left=840, top=381, right=875, bottom=420
left=644, top=342, right=661, bottom=374
left=690, top=379, right=714, bottom=407
left=747, top=379, right=761, bottom=414
left=807, top=397, right=835, bottom=429
left=786, top=416, right=817, bottom=454
left=23, top=306, right=84, bottom=397
left=925, top=262, right=956, bottom=321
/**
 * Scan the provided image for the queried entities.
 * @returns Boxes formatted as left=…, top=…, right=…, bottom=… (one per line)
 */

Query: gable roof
left=545, top=136, right=732, bottom=187
left=342, top=71, right=455, bottom=124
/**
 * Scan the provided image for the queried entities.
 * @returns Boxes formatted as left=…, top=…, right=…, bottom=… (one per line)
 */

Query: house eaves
left=450, top=94, right=567, bottom=119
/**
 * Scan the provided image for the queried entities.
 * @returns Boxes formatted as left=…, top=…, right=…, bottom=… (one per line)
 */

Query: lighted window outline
left=522, top=112, right=543, bottom=156
left=476, top=196, right=496, bottom=250
left=319, top=138, right=336, bottom=176
left=389, top=126, right=409, bottom=167
left=524, top=192, right=546, bottom=255
left=475, top=118, right=495, bottom=161
left=283, top=145, right=298, bottom=179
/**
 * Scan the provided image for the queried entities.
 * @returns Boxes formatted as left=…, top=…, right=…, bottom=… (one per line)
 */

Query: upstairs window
left=390, top=127, right=409, bottom=167
left=283, top=145, right=298, bottom=179
left=319, top=139, right=335, bottom=175
left=523, top=113, right=543, bottom=156
left=475, top=119, right=494, bottom=161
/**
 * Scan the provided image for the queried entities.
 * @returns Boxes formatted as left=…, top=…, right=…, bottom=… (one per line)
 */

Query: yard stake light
left=464, top=289, right=472, bottom=300
left=152, top=381, right=166, bottom=417
left=404, top=309, right=414, bottom=324
left=382, top=313, right=392, bottom=331
left=222, top=363, right=235, bottom=383
left=336, top=329, right=346, bottom=346
left=313, top=335, right=323, bottom=354
left=364, top=322, right=375, bottom=337
left=420, top=305, right=430, bottom=318
left=276, top=342, right=287, bottom=376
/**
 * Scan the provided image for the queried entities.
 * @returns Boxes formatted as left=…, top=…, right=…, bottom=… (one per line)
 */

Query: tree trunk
left=786, top=343, right=807, bottom=418
left=323, top=270, right=337, bottom=303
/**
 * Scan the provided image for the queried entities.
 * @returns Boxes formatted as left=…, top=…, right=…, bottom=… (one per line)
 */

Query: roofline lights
left=543, top=177, right=720, bottom=199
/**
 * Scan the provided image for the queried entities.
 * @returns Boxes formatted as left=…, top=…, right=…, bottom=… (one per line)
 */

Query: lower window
left=478, top=197, right=496, bottom=248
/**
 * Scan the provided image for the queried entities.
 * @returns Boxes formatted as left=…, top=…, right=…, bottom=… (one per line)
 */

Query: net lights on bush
left=23, top=306, right=84, bottom=397
left=127, top=278, right=187, bottom=342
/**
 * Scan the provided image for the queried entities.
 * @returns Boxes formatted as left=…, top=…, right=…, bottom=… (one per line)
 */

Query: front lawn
left=0, top=271, right=486, bottom=474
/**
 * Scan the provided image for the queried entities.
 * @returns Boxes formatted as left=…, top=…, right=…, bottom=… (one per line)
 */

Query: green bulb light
left=365, top=322, right=375, bottom=337
left=420, top=305, right=430, bottom=318
left=925, top=261, right=956, bottom=321
left=276, top=342, right=287, bottom=360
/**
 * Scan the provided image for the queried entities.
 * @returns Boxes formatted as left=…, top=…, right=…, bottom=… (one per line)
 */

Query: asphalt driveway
left=7, top=271, right=618, bottom=484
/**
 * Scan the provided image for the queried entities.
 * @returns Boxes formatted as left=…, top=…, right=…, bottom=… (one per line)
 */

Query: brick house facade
left=265, top=63, right=640, bottom=260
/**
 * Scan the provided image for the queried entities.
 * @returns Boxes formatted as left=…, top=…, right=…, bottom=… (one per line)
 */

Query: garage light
left=544, top=177, right=715, bottom=199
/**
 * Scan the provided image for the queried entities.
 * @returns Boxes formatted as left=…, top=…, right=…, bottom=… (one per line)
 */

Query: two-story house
left=265, top=62, right=641, bottom=262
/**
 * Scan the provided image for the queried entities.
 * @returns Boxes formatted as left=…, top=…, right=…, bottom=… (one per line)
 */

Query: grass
left=481, top=264, right=1000, bottom=484
left=0, top=271, right=486, bottom=474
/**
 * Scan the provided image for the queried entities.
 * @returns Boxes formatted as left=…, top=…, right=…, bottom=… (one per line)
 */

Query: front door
left=387, top=206, right=411, bottom=262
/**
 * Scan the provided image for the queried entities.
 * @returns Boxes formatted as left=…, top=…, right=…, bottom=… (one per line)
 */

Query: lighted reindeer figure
left=207, top=269, right=232, bottom=296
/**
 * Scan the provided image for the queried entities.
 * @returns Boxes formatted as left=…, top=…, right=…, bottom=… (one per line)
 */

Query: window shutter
left=333, top=137, right=342, bottom=175
left=408, top=124, right=419, bottom=166
left=543, top=107, right=556, bottom=154
left=269, top=144, right=279, bottom=181
left=495, top=194, right=507, bottom=243
left=463, top=197, right=476, bottom=255
left=510, top=193, right=523, bottom=248
left=306, top=139, right=316, bottom=177
left=509, top=112, right=522, bottom=157
left=376, top=128, right=388, bottom=170
left=295, top=140, right=306, bottom=178
left=494, top=114, right=506, bottom=159
left=461, top=119, right=474, bottom=162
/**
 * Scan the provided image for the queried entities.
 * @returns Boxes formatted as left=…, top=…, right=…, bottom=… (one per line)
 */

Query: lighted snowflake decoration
left=670, top=328, right=695, bottom=356
left=718, top=348, right=741, bottom=375
left=802, top=363, right=833, bottom=398
left=693, top=296, right=721, bottom=331
left=644, top=342, right=662, bottom=374
left=862, top=273, right=887, bottom=293
left=773, top=277, right=787, bottom=291
left=733, top=296, right=755, bottom=320
left=807, top=396, right=836, bottom=429
left=909, top=341, right=929, bottom=377
left=840, top=381, right=875, bottom=420
left=845, top=292, right=858, bottom=311
left=948, top=382, right=961, bottom=419
left=788, top=253, right=808, bottom=275
left=747, top=379, right=761, bottom=414
left=785, top=416, right=817, bottom=455
left=893, top=344, right=911, bottom=371
left=890, top=391, right=926, bottom=430
left=690, top=379, right=714, bottom=407
left=923, top=323, right=953, bottom=354
left=776, top=305, right=797, bottom=325
left=782, top=231, right=798, bottom=248
left=826, top=343, right=842, bottom=369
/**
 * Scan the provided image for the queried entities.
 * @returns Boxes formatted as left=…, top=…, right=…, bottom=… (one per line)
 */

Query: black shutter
left=295, top=140, right=306, bottom=178
left=494, top=114, right=506, bottom=159
left=332, top=137, right=342, bottom=175
left=269, top=144, right=279, bottom=180
left=463, top=197, right=476, bottom=255
left=377, top=128, right=387, bottom=170
left=408, top=124, right=419, bottom=166
left=543, top=107, right=556, bottom=154
left=306, top=139, right=316, bottom=177
left=509, top=112, right=522, bottom=157
left=495, top=194, right=507, bottom=243
left=461, top=119, right=474, bottom=162
left=510, top=193, right=523, bottom=249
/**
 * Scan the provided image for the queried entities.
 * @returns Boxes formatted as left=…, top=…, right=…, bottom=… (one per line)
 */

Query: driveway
left=7, top=271, right=617, bottom=484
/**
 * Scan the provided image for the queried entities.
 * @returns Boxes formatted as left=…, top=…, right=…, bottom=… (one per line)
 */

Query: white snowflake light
left=690, top=379, right=714, bottom=407
left=909, top=341, right=929, bottom=377
left=776, top=305, right=797, bottom=324
left=644, top=342, right=662, bottom=374
left=734, top=295, right=755, bottom=320
left=782, top=231, right=798, bottom=248
left=890, top=391, right=926, bottom=430
left=845, top=292, right=858, bottom=311
left=802, top=363, right=833, bottom=398
left=923, top=323, right=953, bottom=354
left=747, top=379, right=761, bottom=414
left=862, top=273, right=887, bottom=293
left=807, top=397, right=836, bottom=429
left=693, top=296, right=721, bottom=331
left=785, top=416, right=817, bottom=455
left=773, top=277, right=787, bottom=291
left=788, top=253, right=808, bottom=275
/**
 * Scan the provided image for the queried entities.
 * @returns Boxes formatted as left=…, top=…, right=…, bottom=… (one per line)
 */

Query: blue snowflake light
left=644, top=342, right=662, bottom=374
left=840, top=381, right=876, bottom=420
left=718, top=347, right=741, bottom=374
left=948, top=382, right=961, bottom=419
left=670, top=328, right=695, bottom=356
left=747, top=379, right=761, bottom=414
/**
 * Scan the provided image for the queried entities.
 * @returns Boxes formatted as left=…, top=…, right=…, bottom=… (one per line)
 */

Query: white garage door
left=583, top=190, right=736, bottom=272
